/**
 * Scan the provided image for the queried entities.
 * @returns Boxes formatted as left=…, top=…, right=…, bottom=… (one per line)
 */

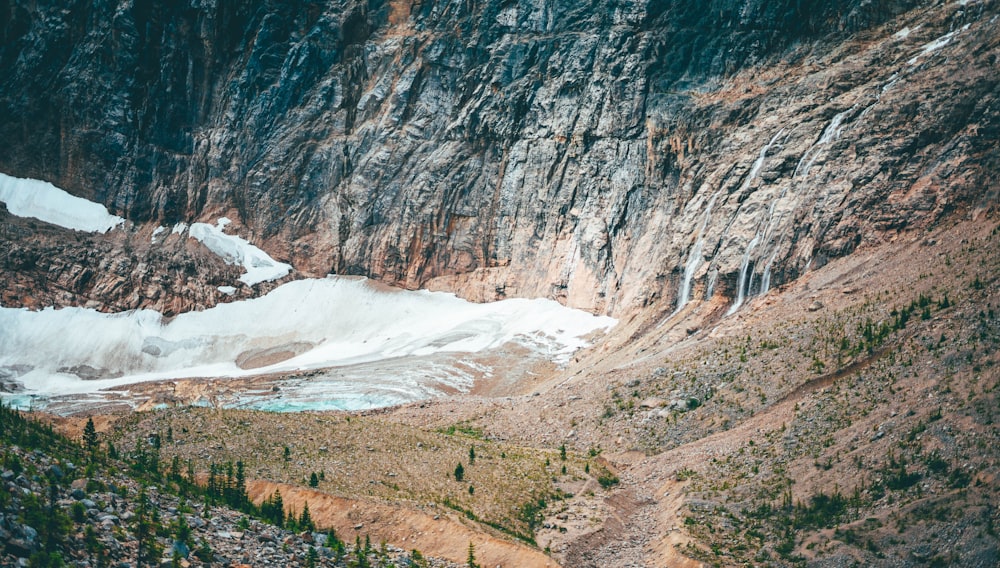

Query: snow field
left=0, top=173, right=124, bottom=233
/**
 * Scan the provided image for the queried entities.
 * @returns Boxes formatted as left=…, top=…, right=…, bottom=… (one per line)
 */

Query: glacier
left=0, top=276, right=616, bottom=411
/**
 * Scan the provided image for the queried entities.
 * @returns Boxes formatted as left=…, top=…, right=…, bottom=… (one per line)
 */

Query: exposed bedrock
left=1, top=0, right=997, bottom=315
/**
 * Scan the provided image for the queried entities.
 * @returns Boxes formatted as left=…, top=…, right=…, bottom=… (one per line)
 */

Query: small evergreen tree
left=306, top=545, right=319, bottom=568
left=309, top=472, right=319, bottom=487
left=454, top=462, right=465, bottom=482
left=299, top=502, right=315, bottom=532
left=260, top=490, right=285, bottom=527
left=83, top=525, right=105, bottom=562
left=469, top=445, right=475, bottom=464
left=355, top=535, right=368, bottom=568
left=193, top=539, right=213, bottom=562
left=467, top=541, right=479, bottom=568
left=559, top=443, right=567, bottom=461
left=234, top=460, right=247, bottom=508
left=134, top=487, right=163, bottom=566
left=83, top=417, right=98, bottom=453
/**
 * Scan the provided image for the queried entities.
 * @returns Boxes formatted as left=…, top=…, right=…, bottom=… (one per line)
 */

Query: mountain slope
left=2, top=2, right=999, bottom=566
left=2, top=0, right=996, bottom=316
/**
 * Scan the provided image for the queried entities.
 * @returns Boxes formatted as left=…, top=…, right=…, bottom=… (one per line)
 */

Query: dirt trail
left=246, top=481, right=560, bottom=568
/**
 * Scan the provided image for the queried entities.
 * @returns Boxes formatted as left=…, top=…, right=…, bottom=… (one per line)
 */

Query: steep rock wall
left=1, top=0, right=997, bottom=315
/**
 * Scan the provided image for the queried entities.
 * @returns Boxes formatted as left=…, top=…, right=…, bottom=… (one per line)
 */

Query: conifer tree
left=299, top=502, right=315, bottom=532
left=355, top=535, right=368, bottom=568
left=134, top=487, right=163, bottom=566
left=454, top=462, right=465, bottom=482
left=467, top=541, right=479, bottom=568
left=83, top=417, right=98, bottom=452
left=169, top=455, right=182, bottom=482
left=235, top=460, right=247, bottom=507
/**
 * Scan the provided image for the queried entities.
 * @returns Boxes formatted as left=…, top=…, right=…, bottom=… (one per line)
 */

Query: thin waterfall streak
left=744, top=129, right=786, bottom=192
left=760, top=245, right=781, bottom=295
left=675, top=189, right=723, bottom=311
left=727, top=234, right=761, bottom=316
left=794, top=108, right=853, bottom=178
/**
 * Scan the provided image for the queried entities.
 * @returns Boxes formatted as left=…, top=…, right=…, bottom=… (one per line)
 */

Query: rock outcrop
left=1, top=0, right=998, bottom=316
left=0, top=206, right=274, bottom=314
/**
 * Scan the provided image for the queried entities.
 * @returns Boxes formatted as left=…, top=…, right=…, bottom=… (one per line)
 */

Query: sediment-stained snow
left=188, top=218, right=291, bottom=285
left=0, top=173, right=124, bottom=233
left=0, top=277, right=616, bottom=407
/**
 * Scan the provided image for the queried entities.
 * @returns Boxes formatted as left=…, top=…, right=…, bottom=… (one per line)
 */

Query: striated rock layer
left=1, top=0, right=998, bottom=315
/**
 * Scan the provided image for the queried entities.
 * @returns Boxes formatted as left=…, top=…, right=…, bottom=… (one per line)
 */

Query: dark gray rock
left=4, top=537, right=36, bottom=558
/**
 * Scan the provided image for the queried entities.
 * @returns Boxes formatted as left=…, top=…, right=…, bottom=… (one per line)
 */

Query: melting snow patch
left=171, top=223, right=188, bottom=235
left=0, top=173, right=125, bottom=233
left=150, top=226, right=166, bottom=243
left=894, top=27, right=913, bottom=39
left=218, top=286, right=237, bottom=296
left=0, top=277, right=617, bottom=407
left=188, top=218, right=291, bottom=286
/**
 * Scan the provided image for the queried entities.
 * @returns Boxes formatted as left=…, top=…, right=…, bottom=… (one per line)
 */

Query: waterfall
left=794, top=108, right=852, bottom=178
left=759, top=246, right=780, bottom=295
left=756, top=76, right=899, bottom=294
left=676, top=128, right=786, bottom=314
left=724, top=129, right=786, bottom=314
left=675, top=188, right=723, bottom=311
left=860, top=73, right=899, bottom=120
left=727, top=234, right=761, bottom=315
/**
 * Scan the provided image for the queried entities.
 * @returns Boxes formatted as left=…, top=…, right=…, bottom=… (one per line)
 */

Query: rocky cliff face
left=1, top=0, right=997, bottom=315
